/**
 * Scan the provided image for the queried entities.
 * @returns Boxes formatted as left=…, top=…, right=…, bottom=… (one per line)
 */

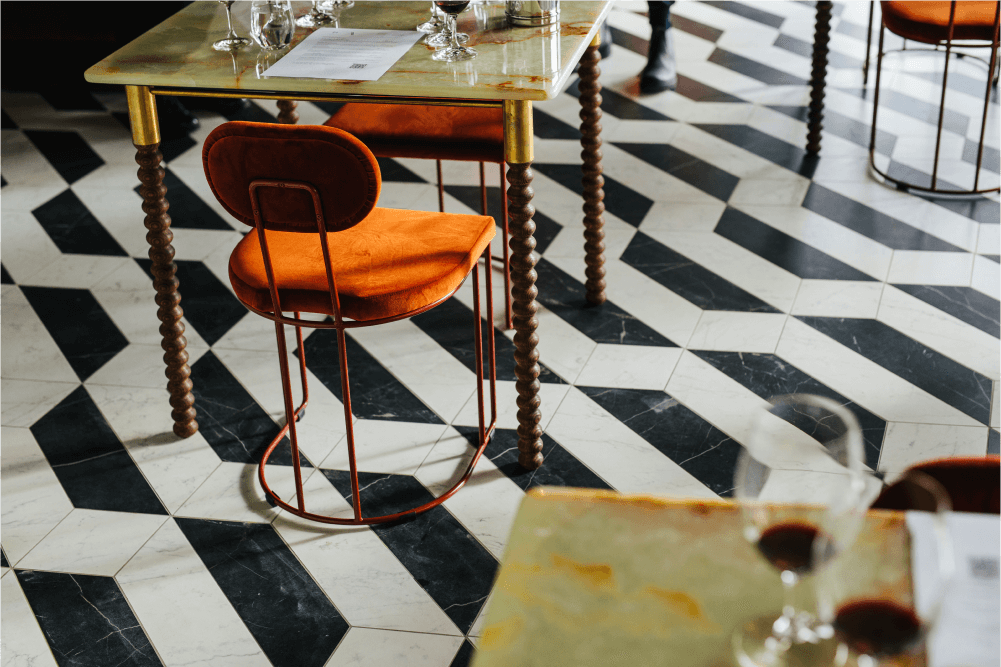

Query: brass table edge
left=150, top=87, right=506, bottom=108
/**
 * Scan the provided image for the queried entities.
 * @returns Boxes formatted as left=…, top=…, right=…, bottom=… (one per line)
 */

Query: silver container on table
left=505, top=0, right=559, bottom=26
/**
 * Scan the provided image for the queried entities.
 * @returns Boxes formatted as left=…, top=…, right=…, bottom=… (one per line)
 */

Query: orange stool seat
left=229, top=207, right=495, bottom=321
left=324, top=104, right=504, bottom=163
left=881, top=1, right=999, bottom=43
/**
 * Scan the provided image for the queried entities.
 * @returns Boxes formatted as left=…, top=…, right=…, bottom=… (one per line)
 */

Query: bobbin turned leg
left=127, top=86, right=197, bottom=438
left=807, top=1, right=833, bottom=155
left=579, top=35, right=607, bottom=306
left=504, top=100, right=543, bottom=471
left=277, top=99, right=299, bottom=124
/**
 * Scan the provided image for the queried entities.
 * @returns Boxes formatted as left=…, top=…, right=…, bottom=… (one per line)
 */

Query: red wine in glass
left=434, top=0, right=470, bottom=14
left=756, top=522, right=836, bottom=575
left=834, top=599, right=924, bottom=657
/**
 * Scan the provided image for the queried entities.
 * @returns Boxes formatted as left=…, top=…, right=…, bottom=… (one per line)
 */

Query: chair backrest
left=872, top=456, right=1000, bottom=514
left=202, top=121, right=380, bottom=233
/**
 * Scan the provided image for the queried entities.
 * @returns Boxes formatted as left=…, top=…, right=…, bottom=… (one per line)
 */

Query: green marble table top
left=472, top=488, right=916, bottom=667
left=84, top=1, right=611, bottom=101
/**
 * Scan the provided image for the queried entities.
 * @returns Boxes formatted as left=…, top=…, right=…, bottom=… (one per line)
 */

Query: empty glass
left=213, top=0, right=252, bottom=52
left=251, top=0, right=295, bottom=51
left=296, top=1, right=335, bottom=28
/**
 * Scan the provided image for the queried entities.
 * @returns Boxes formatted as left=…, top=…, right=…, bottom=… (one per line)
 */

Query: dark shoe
left=639, top=27, right=677, bottom=94
left=598, top=20, right=612, bottom=60
left=157, top=96, right=199, bottom=137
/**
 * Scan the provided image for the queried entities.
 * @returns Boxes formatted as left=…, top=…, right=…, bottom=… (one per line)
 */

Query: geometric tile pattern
left=2, top=2, right=997, bottom=666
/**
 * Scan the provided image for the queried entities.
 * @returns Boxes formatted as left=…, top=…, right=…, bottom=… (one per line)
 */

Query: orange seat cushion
left=881, top=1, right=999, bottom=44
left=325, top=104, right=505, bottom=163
left=229, top=207, right=495, bottom=322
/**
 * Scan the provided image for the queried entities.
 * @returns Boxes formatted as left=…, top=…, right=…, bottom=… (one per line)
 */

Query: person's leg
left=640, top=1, right=677, bottom=93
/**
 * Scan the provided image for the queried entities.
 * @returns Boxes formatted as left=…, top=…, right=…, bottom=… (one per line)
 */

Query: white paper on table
left=261, top=28, right=423, bottom=81
left=907, top=511, right=1001, bottom=667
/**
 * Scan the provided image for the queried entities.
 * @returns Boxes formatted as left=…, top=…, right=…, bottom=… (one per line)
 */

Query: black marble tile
left=16, top=570, right=162, bottom=667
left=912, top=69, right=1000, bottom=105
left=221, top=100, right=278, bottom=123
left=535, top=257, right=678, bottom=346
left=620, top=231, right=781, bottom=313
left=801, top=183, right=964, bottom=251
left=843, top=86, right=970, bottom=137
left=1, top=264, right=13, bottom=284
left=708, top=48, right=809, bottom=86
left=1, top=547, right=9, bottom=568
left=615, top=141, right=740, bottom=203
left=158, top=134, right=198, bottom=164
left=833, top=15, right=871, bottom=41
left=19, top=286, right=129, bottom=381
left=798, top=316, right=993, bottom=424
left=175, top=518, right=347, bottom=667
left=675, top=75, right=746, bottom=103
left=930, top=195, right=1000, bottom=225
left=984, top=255, right=1001, bottom=263
left=692, top=351, right=887, bottom=469
left=702, top=0, right=785, bottom=29
left=450, top=639, right=476, bottom=667
left=532, top=163, right=653, bottom=227
left=190, top=351, right=304, bottom=466
left=39, top=88, right=106, bottom=111
left=671, top=14, right=724, bottom=43
left=894, top=284, right=1000, bottom=339
left=579, top=386, right=740, bottom=496
left=444, top=183, right=504, bottom=219
left=609, top=24, right=653, bottom=57
left=302, top=329, right=445, bottom=424
left=135, top=258, right=247, bottom=346
left=962, top=138, right=1000, bottom=174
left=533, top=107, right=581, bottom=140
left=988, top=429, right=999, bottom=456
left=376, top=155, right=427, bottom=182
left=23, top=130, right=105, bottom=185
left=715, top=207, right=876, bottom=281
left=565, top=79, right=673, bottom=122
left=767, top=105, right=897, bottom=156
left=410, top=296, right=566, bottom=384
left=1, top=174, right=6, bottom=188
left=133, top=169, right=234, bottom=231
left=323, top=470, right=498, bottom=634
left=885, top=160, right=972, bottom=194
left=31, top=189, right=128, bottom=257
left=773, top=33, right=863, bottom=69
left=530, top=209, right=563, bottom=255
left=1, top=108, right=17, bottom=129
left=693, top=124, right=817, bottom=178
left=30, top=386, right=168, bottom=514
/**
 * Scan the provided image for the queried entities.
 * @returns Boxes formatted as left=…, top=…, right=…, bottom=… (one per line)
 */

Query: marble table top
left=84, top=1, right=611, bottom=101
left=472, top=488, right=915, bottom=667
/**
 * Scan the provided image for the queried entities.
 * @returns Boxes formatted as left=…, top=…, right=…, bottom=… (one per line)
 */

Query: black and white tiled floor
left=2, top=2, right=999, bottom=665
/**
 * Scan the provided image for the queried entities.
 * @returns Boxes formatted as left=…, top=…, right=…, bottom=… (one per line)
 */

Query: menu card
left=261, top=28, right=423, bottom=81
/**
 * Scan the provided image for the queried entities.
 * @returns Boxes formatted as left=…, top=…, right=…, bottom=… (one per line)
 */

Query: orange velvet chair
left=872, top=456, right=1000, bottom=514
left=867, top=1, right=1000, bottom=196
left=203, top=120, right=497, bottom=525
left=323, top=103, right=514, bottom=328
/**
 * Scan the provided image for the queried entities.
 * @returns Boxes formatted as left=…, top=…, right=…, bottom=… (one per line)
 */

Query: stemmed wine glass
left=733, top=394, right=867, bottom=667
left=417, top=1, right=444, bottom=33
left=431, top=1, right=475, bottom=61
left=296, top=1, right=335, bottom=28
left=818, top=471, right=954, bottom=666
left=213, top=0, right=252, bottom=52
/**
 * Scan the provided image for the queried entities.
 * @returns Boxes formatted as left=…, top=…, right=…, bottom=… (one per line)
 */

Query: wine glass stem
left=776, top=570, right=803, bottom=637
left=225, top=3, right=238, bottom=40
left=448, top=14, right=460, bottom=49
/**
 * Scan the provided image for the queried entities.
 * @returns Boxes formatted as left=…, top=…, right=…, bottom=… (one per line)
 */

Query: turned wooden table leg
left=277, top=99, right=299, bottom=124
left=579, top=38, right=607, bottom=306
left=807, top=1, right=833, bottom=155
left=504, top=100, right=544, bottom=471
left=127, top=86, right=197, bottom=438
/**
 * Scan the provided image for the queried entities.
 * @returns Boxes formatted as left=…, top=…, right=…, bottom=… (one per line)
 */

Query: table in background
left=84, top=0, right=614, bottom=471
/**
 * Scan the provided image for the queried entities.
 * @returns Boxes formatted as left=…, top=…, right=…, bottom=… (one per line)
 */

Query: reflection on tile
left=878, top=422, right=991, bottom=472
left=325, top=628, right=464, bottom=667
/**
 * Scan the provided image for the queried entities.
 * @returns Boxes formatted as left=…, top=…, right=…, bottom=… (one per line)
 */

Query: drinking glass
left=296, top=1, right=335, bottom=27
left=431, top=1, right=475, bottom=61
left=417, top=1, right=444, bottom=33
left=818, top=471, right=954, bottom=666
left=320, top=0, right=354, bottom=9
left=213, top=0, right=252, bottom=52
left=733, top=394, right=867, bottom=667
left=251, top=0, right=295, bottom=51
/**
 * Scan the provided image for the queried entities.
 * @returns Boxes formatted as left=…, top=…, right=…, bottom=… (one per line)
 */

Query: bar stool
left=202, top=121, right=497, bottom=525
left=872, top=456, right=1000, bottom=513
left=323, top=104, right=514, bottom=328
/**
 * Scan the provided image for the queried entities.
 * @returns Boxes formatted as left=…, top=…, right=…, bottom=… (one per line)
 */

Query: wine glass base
left=212, top=36, right=252, bottom=52
left=297, top=14, right=335, bottom=27
left=432, top=46, right=476, bottom=62
left=417, top=19, right=443, bottom=33
left=733, top=616, right=846, bottom=667
left=426, top=31, right=468, bottom=47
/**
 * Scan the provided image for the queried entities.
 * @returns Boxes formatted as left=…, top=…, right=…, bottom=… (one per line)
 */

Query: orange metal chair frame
left=245, top=178, right=498, bottom=525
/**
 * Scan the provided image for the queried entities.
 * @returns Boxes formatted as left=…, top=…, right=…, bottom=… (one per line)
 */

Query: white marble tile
left=212, top=309, right=322, bottom=352
left=452, top=380, right=570, bottom=433
left=575, top=344, right=682, bottom=391
left=993, top=382, right=999, bottom=429
left=90, top=288, right=211, bottom=350
left=1, top=378, right=78, bottom=427
left=971, top=253, right=1000, bottom=300
left=0, top=182, right=69, bottom=215
left=0, top=572, right=60, bottom=667
left=877, top=286, right=999, bottom=381
left=85, top=384, right=221, bottom=514
left=117, top=519, right=273, bottom=667
left=757, top=468, right=883, bottom=509
left=0, top=128, right=63, bottom=187
left=90, top=260, right=157, bottom=292
left=0, top=209, right=64, bottom=284
left=671, top=123, right=791, bottom=181
left=0, top=427, right=75, bottom=564
left=777, top=317, right=982, bottom=427
left=878, top=422, right=991, bottom=472
left=886, top=250, right=975, bottom=286
left=727, top=177, right=811, bottom=207
left=272, top=474, right=462, bottom=636
left=978, top=224, right=1000, bottom=256
left=687, top=311, right=787, bottom=353
left=174, top=462, right=301, bottom=523
left=791, top=280, right=884, bottom=318
left=17, top=508, right=166, bottom=576
left=17, top=254, right=134, bottom=290
left=604, top=119, right=681, bottom=145
left=545, top=387, right=714, bottom=498
left=69, top=185, right=150, bottom=257
left=639, top=200, right=727, bottom=234
left=319, top=420, right=449, bottom=476
left=323, top=627, right=463, bottom=667
left=86, top=343, right=209, bottom=388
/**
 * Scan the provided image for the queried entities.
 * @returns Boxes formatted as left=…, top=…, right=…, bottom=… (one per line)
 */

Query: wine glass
left=819, top=470, right=954, bottom=666
left=417, top=1, right=444, bottom=33
left=431, top=1, right=475, bottom=61
left=296, top=1, right=335, bottom=28
left=213, top=0, right=252, bottom=52
left=251, top=0, right=295, bottom=51
left=733, top=394, right=867, bottom=667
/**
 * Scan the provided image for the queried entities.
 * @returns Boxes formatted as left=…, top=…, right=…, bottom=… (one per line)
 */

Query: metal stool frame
left=246, top=178, right=498, bottom=525
left=868, top=0, right=1001, bottom=197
